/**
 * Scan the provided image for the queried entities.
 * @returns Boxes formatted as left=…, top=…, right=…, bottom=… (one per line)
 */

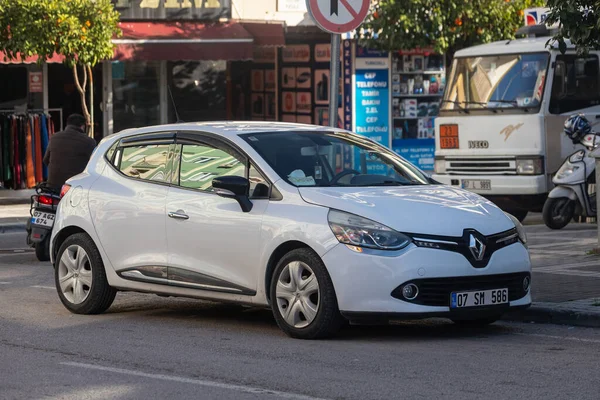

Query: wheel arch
left=264, top=240, right=317, bottom=303
left=52, top=225, right=93, bottom=264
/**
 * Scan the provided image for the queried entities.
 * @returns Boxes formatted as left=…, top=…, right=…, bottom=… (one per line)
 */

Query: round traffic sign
left=307, top=0, right=370, bottom=34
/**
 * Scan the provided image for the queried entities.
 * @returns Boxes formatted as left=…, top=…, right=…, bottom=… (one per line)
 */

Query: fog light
left=523, top=276, right=531, bottom=292
left=402, top=284, right=419, bottom=300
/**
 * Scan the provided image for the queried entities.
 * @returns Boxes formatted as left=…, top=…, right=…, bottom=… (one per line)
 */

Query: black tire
left=452, top=317, right=501, bottom=326
left=55, top=233, right=117, bottom=315
left=506, top=209, right=528, bottom=223
left=35, top=236, right=50, bottom=262
left=543, top=197, right=575, bottom=230
left=270, top=248, right=344, bottom=339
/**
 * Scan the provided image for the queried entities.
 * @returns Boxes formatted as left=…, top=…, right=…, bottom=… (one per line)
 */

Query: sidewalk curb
left=0, top=223, right=27, bottom=234
left=0, top=198, right=31, bottom=206
left=504, top=304, right=600, bottom=328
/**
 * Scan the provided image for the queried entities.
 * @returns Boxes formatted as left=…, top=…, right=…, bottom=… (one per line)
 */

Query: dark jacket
left=43, top=125, right=96, bottom=188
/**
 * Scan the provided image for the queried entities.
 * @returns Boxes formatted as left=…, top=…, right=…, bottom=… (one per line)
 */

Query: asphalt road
left=1, top=232, right=600, bottom=400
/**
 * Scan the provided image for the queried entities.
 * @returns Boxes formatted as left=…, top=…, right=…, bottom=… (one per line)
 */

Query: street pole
left=328, top=33, right=340, bottom=128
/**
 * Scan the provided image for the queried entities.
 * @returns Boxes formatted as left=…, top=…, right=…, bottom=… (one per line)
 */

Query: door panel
left=90, top=165, right=168, bottom=271
left=166, top=186, right=267, bottom=294
left=90, top=142, right=172, bottom=272
left=165, top=140, right=267, bottom=294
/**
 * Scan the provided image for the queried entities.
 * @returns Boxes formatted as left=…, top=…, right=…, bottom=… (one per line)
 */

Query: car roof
left=454, top=36, right=574, bottom=58
left=110, top=121, right=341, bottom=141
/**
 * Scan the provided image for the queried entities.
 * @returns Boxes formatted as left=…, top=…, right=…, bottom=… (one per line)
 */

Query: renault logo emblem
left=469, top=234, right=486, bottom=261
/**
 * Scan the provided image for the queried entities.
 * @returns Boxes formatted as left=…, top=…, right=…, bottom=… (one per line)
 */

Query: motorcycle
left=26, top=183, right=61, bottom=261
left=543, top=131, right=600, bottom=230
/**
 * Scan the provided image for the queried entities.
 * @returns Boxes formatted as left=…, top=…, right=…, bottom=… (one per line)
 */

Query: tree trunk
left=72, top=64, right=92, bottom=136
left=87, top=65, right=94, bottom=139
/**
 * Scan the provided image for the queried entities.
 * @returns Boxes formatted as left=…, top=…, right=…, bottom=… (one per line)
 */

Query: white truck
left=432, top=24, right=600, bottom=221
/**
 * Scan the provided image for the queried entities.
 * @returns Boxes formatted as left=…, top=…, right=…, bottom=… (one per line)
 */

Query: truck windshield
left=442, top=53, right=550, bottom=112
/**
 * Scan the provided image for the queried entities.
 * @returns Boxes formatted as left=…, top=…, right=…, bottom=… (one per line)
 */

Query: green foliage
left=546, top=1, right=600, bottom=55
left=0, top=0, right=121, bottom=66
left=360, top=0, right=546, bottom=56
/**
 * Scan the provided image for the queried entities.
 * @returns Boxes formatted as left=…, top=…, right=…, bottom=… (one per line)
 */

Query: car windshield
left=242, top=131, right=431, bottom=187
left=442, top=53, right=550, bottom=112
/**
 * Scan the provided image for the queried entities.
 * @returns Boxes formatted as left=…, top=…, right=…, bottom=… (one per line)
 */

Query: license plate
left=31, top=211, right=55, bottom=228
left=462, top=179, right=492, bottom=190
left=451, top=288, right=508, bottom=308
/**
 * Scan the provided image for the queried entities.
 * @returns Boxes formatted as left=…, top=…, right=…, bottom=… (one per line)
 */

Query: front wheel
left=543, top=197, right=575, bottom=230
left=34, top=236, right=50, bottom=262
left=270, top=248, right=344, bottom=339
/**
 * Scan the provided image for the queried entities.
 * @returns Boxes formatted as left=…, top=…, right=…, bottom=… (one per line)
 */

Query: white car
left=50, top=122, right=532, bottom=339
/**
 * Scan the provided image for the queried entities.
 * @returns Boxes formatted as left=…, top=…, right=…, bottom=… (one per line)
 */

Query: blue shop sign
left=392, top=138, right=435, bottom=172
left=354, top=69, right=390, bottom=147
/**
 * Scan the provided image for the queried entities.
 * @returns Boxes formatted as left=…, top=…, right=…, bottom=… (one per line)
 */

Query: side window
left=178, top=143, right=245, bottom=191
left=249, top=163, right=270, bottom=199
left=118, top=144, right=171, bottom=183
left=550, top=55, right=600, bottom=114
left=105, top=141, right=119, bottom=165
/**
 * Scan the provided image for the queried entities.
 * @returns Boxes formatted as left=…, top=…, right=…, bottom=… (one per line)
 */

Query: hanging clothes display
left=0, top=112, right=54, bottom=190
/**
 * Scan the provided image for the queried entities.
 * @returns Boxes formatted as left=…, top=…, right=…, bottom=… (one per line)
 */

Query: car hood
left=298, top=185, right=514, bottom=237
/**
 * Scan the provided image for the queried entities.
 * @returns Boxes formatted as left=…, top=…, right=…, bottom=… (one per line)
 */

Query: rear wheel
left=34, top=236, right=50, bottom=262
left=270, top=248, right=344, bottom=339
left=543, top=197, right=575, bottom=230
left=55, top=233, right=116, bottom=315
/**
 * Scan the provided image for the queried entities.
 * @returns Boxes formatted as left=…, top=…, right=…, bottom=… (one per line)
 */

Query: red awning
left=239, top=22, right=285, bottom=47
left=114, top=21, right=258, bottom=62
left=0, top=52, right=64, bottom=64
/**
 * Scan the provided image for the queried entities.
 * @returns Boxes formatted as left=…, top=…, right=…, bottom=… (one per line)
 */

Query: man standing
left=43, top=114, right=96, bottom=190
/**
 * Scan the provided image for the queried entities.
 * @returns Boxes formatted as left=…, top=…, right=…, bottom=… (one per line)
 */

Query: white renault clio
left=50, top=122, right=531, bottom=339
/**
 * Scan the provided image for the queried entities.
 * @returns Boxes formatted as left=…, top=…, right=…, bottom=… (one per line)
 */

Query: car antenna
left=167, top=85, right=183, bottom=123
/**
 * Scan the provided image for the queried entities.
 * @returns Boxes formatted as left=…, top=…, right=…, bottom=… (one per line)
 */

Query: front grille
left=391, top=272, right=530, bottom=307
left=445, top=157, right=516, bottom=175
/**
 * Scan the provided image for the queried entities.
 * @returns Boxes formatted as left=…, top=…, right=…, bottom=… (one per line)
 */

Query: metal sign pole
left=328, top=33, right=341, bottom=128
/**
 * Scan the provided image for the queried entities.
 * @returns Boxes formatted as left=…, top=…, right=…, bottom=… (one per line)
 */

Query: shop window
left=0, top=66, right=27, bottom=106
left=178, top=143, right=245, bottom=192
left=167, top=61, right=227, bottom=123
left=550, top=55, right=600, bottom=114
left=118, top=144, right=170, bottom=183
left=112, top=61, right=161, bottom=132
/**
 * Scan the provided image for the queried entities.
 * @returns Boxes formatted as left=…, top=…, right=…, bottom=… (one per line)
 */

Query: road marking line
left=514, top=332, right=600, bottom=344
left=0, top=281, right=11, bottom=285
left=31, top=285, right=55, bottom=290
left=60, top=362, right=329, bottom=400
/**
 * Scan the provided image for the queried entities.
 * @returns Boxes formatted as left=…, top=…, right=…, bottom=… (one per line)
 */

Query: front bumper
left=433, top=174, right=547, bottom=196
left=322, top=242, right=532, bottom=317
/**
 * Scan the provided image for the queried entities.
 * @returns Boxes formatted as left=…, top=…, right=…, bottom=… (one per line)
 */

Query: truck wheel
left=543, top=197, right=575, bottom=230
left=35, top=236, right=50, bottom=262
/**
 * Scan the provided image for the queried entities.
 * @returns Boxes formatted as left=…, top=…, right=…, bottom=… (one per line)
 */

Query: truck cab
left=433, top=31, right=600, bottom=221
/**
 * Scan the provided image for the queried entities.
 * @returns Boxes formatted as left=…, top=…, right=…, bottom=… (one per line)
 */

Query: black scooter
left=26, top=183, right=61, bottom=261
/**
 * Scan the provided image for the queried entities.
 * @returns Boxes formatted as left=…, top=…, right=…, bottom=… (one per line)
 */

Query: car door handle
left=168, top=211, right=189, bottom=220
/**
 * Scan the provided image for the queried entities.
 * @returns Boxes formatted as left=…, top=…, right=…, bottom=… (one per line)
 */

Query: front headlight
left=516, top=157, right=544, bottom=175
left=506, top=213, right=527, bottom=245
left=556, top=162, right=580, bottom=180
left=434, top=157, right=446, bottom=174
left=328, top=210, right=411, bottom=251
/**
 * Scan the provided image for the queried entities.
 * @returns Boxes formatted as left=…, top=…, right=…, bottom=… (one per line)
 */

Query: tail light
left=37, top=195, right=59, bottom=206
left=60, top=184, right=72, bottom=198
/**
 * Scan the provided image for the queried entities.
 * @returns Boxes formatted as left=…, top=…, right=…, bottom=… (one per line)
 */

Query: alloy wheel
left=275, top=261, right=320, bottom=329
left=58, top=245, right=93, bottom=304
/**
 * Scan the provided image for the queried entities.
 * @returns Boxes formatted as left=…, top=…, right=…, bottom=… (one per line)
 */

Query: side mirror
left=212, top=176, right=253, bottom=212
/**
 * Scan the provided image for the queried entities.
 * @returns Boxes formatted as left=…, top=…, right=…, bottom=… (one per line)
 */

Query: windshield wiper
left=441, top=100, right=469, bottom=114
